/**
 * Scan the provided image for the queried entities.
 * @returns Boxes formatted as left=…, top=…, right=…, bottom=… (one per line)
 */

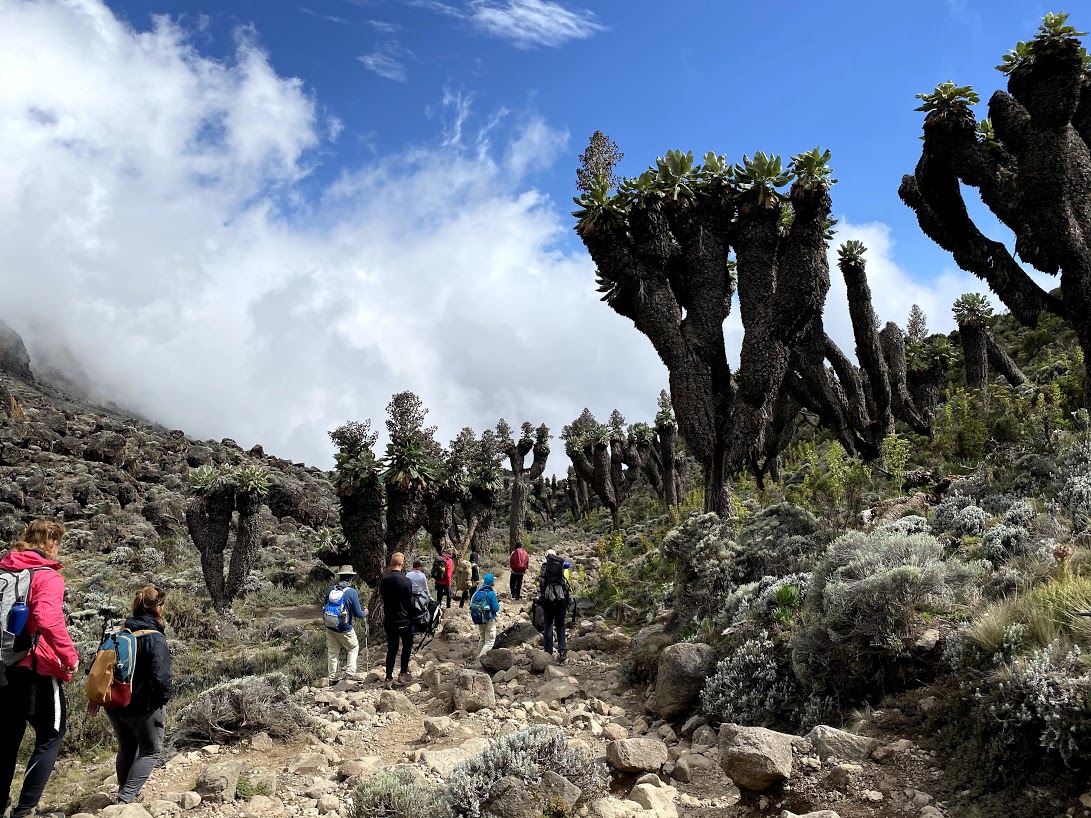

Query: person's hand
left=86, top=702, right=100, bottom=717
left=363, top=608, right=368, bottom=616
left=65, top=660, right=78, bottom=675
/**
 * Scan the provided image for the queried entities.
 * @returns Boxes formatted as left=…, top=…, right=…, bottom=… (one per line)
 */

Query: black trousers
left=384, top=624, right=413, bottom=678
left=509, top=573, right=525, bottom=600
left=435, top=584, right=452, bottom=608
left=0, top=667, right=67, bottom=818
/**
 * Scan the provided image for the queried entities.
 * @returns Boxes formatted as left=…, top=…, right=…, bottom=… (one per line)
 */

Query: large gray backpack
left=0, top=568, right=46, bottom=687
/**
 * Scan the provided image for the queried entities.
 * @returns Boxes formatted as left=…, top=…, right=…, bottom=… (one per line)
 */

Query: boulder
left=242, top=796, right=285, bottom=818
left=480, top=647, right=514, bottom=672
left=780, top=812, right=841, bottom=818
left=529, top=650, right=552, bottom=674
left=423, top=716, right=455, bottom=738
left=451, top=669, right=497, bottom=712
left=101, top=806, right=154, bottom=818
left=482, top=775, right=540, bottom=818
left=590, top=796, right=646, bottom=818
left=650, top=642, right=717, bottom=720
left=806, top=725, right=877, bottom=761
left=718, top=724, right=796, bottom=791
left=0, top=320, right=33, bottom=382
left=537, top=678, right=580, bottom=703
left=495, top=622, right=541, bottom=648
left=146, top=801, right=181, bottom=818
left=605, top=738, right=669, bottom=773
left=377, top=689, right=417, bottom=715
left=540, top=770, right=582, bottom=815
left=287, top=752, right=329, bottom=774
left=195, top=761, right=245, bottom=803
left=420, top=738, right=490, bottom=777
left=250, top=731, right=274, bottom=751
left=82, top=794, right=117, bottom=812
left=629, top=782, right=678, bottom=818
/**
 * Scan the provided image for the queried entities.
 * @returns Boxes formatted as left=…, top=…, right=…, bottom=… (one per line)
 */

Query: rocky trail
left=53, top=548, right=951, bottom=818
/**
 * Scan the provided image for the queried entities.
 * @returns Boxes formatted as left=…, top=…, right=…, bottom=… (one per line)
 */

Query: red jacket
left=0, top=550, right=78, bottom=681
left=436, top=554, right=455, bottom=587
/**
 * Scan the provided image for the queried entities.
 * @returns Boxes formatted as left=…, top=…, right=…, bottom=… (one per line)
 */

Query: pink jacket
left=0, top=550, right=78, bottom=681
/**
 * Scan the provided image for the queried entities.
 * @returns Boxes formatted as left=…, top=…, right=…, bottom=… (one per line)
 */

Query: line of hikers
left=1, top=520, right=173, bottom=815
left=322, top=541, right=575, bottom=686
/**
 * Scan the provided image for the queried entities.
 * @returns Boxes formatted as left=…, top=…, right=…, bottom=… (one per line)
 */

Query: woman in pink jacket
left=0, top=519, right=79, bottom=818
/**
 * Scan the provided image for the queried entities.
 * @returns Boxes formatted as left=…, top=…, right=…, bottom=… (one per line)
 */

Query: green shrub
left=701, top=630, right=804, bottom=730
left=735, top=503, right=824, bottom=581
left=166, top=593, right=210, bottom=642
left=446, top=726, right=608, bottom=818
left=791, top=529, right=985, bottom=700
left=349, top=769, right=447, bottom=818
left=172, top=672, right=314, bottom=748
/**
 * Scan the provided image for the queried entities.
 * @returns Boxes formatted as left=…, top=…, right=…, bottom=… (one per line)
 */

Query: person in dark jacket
left=106, top=585, right=173, bottom=805
left=379, top=552, right=414, bottom=688
left=0, top=520, right=79, bottom=818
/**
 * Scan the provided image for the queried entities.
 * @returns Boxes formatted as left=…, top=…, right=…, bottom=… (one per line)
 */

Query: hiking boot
left=384, top=678, right=395, bottom=690
left=397, top=672, right=411, bottom=687
left=327, top=677, right=339, bottom=687
left=558, top=652, right=568, bottom=665
left=344, top=673, right=360, bottom=684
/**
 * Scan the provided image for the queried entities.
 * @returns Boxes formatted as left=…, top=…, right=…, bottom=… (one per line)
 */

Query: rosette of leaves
left=628, top=422, right=655, bottom=445
left=234, top=465, right=270, bottom=497
left=914, top=80, right=981, bottom=119
left=734, top=151, right=791, bottom=208
left=837, top=239, right=866, bottom=266
left=907, top=335, right=956, bottom=372
left=333, top=448, right=381, bottom=496
left=788, top=147, right=836, bottom=192
left=187, top=464, right=220, bottom=493
left=952, top=292, right=993, bottom=327
left=996, top=12, right=1090, bottom=75
left=655, top=390, right=675, bottom=427
left=381, top=439, right=440, bottom=489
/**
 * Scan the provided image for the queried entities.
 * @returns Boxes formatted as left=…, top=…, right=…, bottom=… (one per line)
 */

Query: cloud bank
left=0, top=0, right=995, bottom=475
left=0, top=0, right=662, bottom=469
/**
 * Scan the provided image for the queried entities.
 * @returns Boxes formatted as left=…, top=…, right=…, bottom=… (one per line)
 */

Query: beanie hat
left=484, top=573, right=495, bottom=586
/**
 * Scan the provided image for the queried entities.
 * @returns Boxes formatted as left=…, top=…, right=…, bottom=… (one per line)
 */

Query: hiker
left=380, top=552, right=414, bottom=688
left=0, top=520, right=79, bottom=818
left=457, top=551, right=480, bottom=608
left=431, top=547, right=455, bottom=609
left=103, top=586, right=173, bottom=805
left=407, top=559, right=431, bottom=633
left=322, top=566, right=367, bottom=684
left=538, top=549, right=569, bottom=664
left=509, top=542, right=530, bottom=600
left=470, top=573, right=501, bottom=659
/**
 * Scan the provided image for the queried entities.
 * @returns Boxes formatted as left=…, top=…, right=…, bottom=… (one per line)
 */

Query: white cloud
left=0, top=0, right=664, bottom=470
left=366, top=19, right=402, bottom=33
left=358, top=41, right=413, bottom=82
left=467, top=0, right=604, bottom=47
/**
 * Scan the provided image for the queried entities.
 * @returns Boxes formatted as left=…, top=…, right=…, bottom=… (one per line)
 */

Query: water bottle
left=7, top=601, right=28, bottom=636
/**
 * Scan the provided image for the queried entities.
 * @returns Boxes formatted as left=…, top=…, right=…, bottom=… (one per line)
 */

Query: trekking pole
left=364, top=618, right=370, bottom=672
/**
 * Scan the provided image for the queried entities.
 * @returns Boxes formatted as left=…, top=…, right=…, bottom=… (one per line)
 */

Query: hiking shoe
left=397, top=672, right=411, bottom=686
left=558, top=652, right=568, bottom=665
left=345, top=673, right=360, bottom=684
left=327, top=677, right=339, bottom=687
left=384, top=678, right=395, bottom=690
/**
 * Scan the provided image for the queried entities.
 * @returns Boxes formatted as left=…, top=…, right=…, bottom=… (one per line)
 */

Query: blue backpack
left=323, top=586, right=350, bottom=630
left=86, top=626, right=158, bottom=708
left=469, top=587, right=493, bottom=625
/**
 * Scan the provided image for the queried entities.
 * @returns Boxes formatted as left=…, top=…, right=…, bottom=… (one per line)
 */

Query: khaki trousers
left=326, top=628, right=359, bottom=678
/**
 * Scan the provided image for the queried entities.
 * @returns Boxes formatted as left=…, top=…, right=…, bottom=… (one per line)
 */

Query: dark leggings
left=509, top=573, right=524, bottom=599
left=384, top=624, right=413, bottom=678
left=0, top=667, right=67, bottom=818
left=435, top=584, right=452, bottom=608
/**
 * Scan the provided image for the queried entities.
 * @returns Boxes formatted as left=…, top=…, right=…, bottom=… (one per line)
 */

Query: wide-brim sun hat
left=336, top=565, right=357, bottom=576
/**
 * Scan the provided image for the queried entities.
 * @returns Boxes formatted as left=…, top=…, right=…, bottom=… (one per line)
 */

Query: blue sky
left=0, top=0, right=1070, bottom=468
left=103, top=0, right=1050, bottom=272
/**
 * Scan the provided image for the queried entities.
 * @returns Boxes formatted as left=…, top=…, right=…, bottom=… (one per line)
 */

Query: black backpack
left=540, top=554, right=568, bottom=605
left=430, top=556, right=447, bottom=581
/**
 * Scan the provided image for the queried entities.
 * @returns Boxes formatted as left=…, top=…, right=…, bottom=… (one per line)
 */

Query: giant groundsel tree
left=574, top=135, right=907, bottom=512
left=900, top=13, right=1091, bottom=401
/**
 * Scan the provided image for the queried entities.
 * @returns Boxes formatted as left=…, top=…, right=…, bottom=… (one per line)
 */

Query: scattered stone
left=872, top=739, right=915, bottom=763
left=195, top=761, right=244, bottom=803
left=779, top=811, right=841, bottom=818
left=529, top=650, right=552, bottom=674
left=146, top=801, right=181, bottom=818
left=451, top=669, right=497, bottom=712
left=242, top=796, right=285, bottom=818
left=863, top=790, right=884, bottom=801
left=540, top=770, right=582, bottom=816
left=537, top=678, right=580, bottom=703
left=82, top=794, right=116, bottom=812
left=480, top=647, right=514, bottom=672
left=317, top=793, right=340, bottom=814
left=827, top=762, right=863, bottom=789
left=718, top=724, right=796, bottom=792
left=806, top=725, right=878, bottom=761
left=629, top=782, right=678, bottom=818
left=602, top=722, right=628, bottom=742
left=287, top=752, right=329, bottom=774
left=377, top=689, right=416, bottom=715
left=424, top=716, right=455, bottom=738
left=605, top=738, right=669, bottom=773
left=250, top=732, right=274, bottom=751
left=419, top=739, right=490, bottom=777
left=483, top=776, right=539, bottom=818
left=100, top=806, right=154, bottom=818
left=650, top=642, right=717, bottom=720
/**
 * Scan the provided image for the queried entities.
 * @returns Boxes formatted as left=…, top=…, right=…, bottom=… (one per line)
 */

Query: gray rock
left=420, top=739, right=490, bottom=777
left=780, top=812, right=842, bottom=818
left=195, top=761, right=245, bottom=803
left=806, top=725, right=877, bottom=761
left=0, top=320, right=33, bottom=382
left=484, top=776, right=540, bottom=818
left=718, top=724, right=796, bottom=792
left=242, top=796, right=285, bottom=818
left=826, top=762, right=863, bottom=789
left=451, top=669, right=497, bottom=712
left=423, top=716, right=455, bottom=738
left=651, top=642, right=717, bottom=720
left=537, top=678, right=580, bottom=703
left=529, top=650, right=552, bottom=674
left=479, top=647, right=514, bottom=672
left=100, top=805, right=154, bottom=818
left=146, top=801, right=181, bottom=818
left=629, top=782, right=678, bottom=818
left=540, top=770, right=581, bottom=815
left=377, top=689, right=416, bottom=715
left=605, top=738, right=669, bottom=773
left=250, top=731, right=274, bottom=751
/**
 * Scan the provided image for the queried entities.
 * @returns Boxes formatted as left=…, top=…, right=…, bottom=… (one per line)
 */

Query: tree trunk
left=841, top=257, right=895, bottom=436
left=959, top=322, right=989, bottom=394
left=384, top=484, right=426, bottom=557
left=657, top=423, right=679, bottom=507
left=184, top=479, right=235, bottom=612
left=985, top=331, right=1028, bottom=386
left=226, top=492, right=263, bottom=606
left=703, top=446, right=728, bottom=515
left=336, top=479, right=385, bottom=586
left=880, top=322, right=928, bottom=432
